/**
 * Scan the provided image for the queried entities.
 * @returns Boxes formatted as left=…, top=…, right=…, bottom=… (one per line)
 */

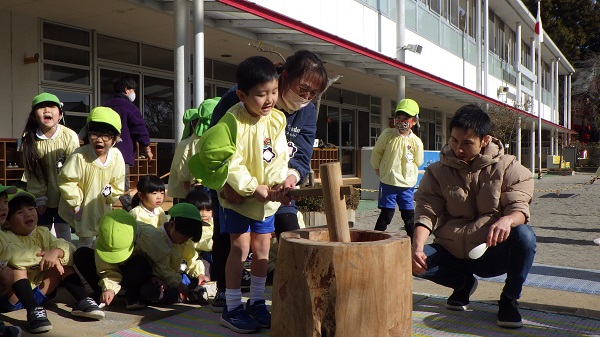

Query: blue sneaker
left=245, top=299, right=271, bottom=328
left=220, top=305, right=260, bottom=333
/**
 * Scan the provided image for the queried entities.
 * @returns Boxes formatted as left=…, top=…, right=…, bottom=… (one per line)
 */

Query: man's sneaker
left=125, top=299, right=147, bottom=310
left=445, top=276, right=478, bottom=311
left=497, top=294, right=523, bottom=328
left=220, top=305, right=260, bottom=334
left=0, top=324, right=22, bottom=337
left=211, top=291, right=226, bottom=313
left=27, top=307, right=52, bottom=333
left=241, top=269, right=251, bottom=291
left=71, top=297, right=105, bottom=320
left=245, top=299, right=271, bottom=328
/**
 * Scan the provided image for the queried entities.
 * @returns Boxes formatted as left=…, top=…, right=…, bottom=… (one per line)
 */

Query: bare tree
left=486, top=104, right=521, bottom=149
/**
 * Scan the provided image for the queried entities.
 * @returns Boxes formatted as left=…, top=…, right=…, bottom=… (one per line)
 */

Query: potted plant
left=296, top=183, right=360, bottom=228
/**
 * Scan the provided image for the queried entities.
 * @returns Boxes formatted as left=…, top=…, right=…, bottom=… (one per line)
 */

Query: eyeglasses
left=295, top=83, right=320, bottom=99
left=89, top=132, right=113, bottom=142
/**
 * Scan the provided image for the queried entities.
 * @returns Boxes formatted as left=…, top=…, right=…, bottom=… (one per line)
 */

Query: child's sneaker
left=220, top=304, right=260, bottom=333
left=190, top=282, right=217, bottom=305
left=0, top=324, right=22, bottom=337
left=71, top=297, right=105, bottom=320
left=241, top=269, right=251, bottom=292
left=211, top=291, right=226, bottom=313
left=245, top=299, right=271, bottom=328
left=27, top=307, right=52, bottom=333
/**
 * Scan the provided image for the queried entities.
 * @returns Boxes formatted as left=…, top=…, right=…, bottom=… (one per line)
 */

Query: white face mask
left=280, top=89, right=311, bottom=113
left=127, top=92, right=136, bottom=102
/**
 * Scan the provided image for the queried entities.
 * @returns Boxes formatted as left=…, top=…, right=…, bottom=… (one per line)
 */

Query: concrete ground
left=2, top=172, right=600, bottom=336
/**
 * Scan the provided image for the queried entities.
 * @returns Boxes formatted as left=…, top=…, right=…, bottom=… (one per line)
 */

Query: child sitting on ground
left=129, top=175, right=167, bottom=228
left=58, top=106, right=125, bottom=248
left=0, top=184, right=23, bottom=337
left=1, top=189, right=104, bottom=334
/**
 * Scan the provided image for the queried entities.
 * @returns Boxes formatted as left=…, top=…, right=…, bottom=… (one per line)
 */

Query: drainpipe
left=174, top=0, right=188, bottom=143
left=193, top=0, right=205, bottom=105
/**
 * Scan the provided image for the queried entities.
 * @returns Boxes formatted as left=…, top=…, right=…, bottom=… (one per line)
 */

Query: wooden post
left=320, top=162, right=351, bottom=242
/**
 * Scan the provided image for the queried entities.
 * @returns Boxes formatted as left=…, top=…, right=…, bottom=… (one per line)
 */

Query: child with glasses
left=58, top=107, right=126, bottom=248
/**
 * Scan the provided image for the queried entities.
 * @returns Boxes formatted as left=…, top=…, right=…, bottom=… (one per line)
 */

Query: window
left=142, top=44, right=174, bottom=72
left=42, top=22, right=91, bottom=87
left=522, top=43, right=532, bottom=70
left=97, top=34, right=139, bottom=65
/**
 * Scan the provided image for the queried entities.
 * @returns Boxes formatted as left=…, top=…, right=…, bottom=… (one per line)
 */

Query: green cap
left=87, top=107, right=122, bottom=134
left=0, top=184, right=17, bottom=196
left=181, top=108, right=199, bottom=140
left=7, top=188, right=35, bottom=203
left=168, top=202, right=207, bottom=242
left=95, top=209, right=136, bottom=264
left=189, top=112, right=237, bottom=190
left=194, top=97, right=220, bottom=137
left=395, top=98, right=419, bottom=117
left=32, top=93, right=62, bottom=110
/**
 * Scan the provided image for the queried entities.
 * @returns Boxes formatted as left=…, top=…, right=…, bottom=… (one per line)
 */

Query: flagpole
left=536, top=0, right=543, bottom=179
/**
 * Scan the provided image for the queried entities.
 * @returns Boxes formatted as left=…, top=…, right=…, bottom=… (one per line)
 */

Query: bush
left=296, top=183, right=360, bottom=212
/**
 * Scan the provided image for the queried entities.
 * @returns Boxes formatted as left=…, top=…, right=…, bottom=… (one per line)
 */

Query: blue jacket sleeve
left=210, top=85, right=240, bottom=127
left=286, top=104, right=317, bottom=184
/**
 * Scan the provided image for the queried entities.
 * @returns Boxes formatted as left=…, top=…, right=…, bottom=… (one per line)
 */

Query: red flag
left=535, top=1, right=543, bottom=43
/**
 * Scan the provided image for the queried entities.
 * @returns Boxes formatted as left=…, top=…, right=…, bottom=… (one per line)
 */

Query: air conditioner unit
left=498, top=86, right=509, bottom=94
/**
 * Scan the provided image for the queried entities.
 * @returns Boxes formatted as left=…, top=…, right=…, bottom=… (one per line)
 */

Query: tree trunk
left=272, top=228, right=412, bottom=337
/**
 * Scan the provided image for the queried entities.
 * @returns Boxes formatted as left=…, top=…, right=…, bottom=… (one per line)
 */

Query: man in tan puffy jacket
left=412, top=104, right=536, bottom=329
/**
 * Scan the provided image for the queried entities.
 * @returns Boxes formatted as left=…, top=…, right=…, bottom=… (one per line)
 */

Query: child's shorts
left=378, top=183, right=415, bottom=210
left=219, top=206, right=275, bottom=234
left=0, top=286, right=54, bottom=312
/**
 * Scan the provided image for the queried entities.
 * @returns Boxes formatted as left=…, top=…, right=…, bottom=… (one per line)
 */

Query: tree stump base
left=272, top=228, right=412, bottom=337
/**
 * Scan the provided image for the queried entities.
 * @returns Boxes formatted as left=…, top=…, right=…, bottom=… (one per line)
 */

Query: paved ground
left=2, top=172, right=600, bottom=336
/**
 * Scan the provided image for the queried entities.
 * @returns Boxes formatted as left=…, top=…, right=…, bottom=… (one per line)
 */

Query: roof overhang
left=207, top=0, right=570, bottom=132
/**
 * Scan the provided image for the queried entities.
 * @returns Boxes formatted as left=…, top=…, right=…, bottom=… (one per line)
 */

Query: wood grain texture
left=272, top=228, right=412, bottom=337
left=320, top=162, right=351, bottom=243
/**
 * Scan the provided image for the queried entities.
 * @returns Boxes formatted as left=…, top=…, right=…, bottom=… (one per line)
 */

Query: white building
left=0, top=0, right=573, bottom=179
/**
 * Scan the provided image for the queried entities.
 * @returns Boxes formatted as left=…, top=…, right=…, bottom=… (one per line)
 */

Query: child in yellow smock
left=129, top=175, right=167, bottom=228
left=1, top=189, right=104, bottom=334
left=190, top=56, right=289, bottom=333
left=20, top=93, right=80, bottom=241
left=58, top=107, right=125, bottom=248
left=371, top=98, right=424, bottom=239
left=0, top=184, right=23, bottom=337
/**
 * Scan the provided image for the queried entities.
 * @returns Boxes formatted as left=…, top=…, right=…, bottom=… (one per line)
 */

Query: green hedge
left=296, top=183, right=360, bottom=212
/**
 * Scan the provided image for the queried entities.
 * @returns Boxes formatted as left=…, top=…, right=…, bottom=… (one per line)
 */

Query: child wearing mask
left=371, top=98, right=424, bottom=239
